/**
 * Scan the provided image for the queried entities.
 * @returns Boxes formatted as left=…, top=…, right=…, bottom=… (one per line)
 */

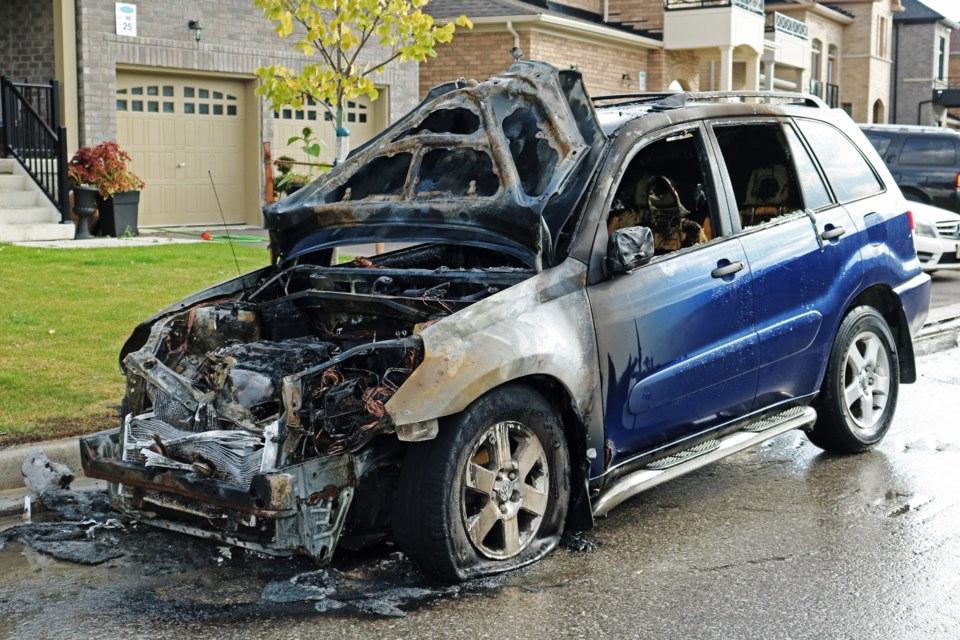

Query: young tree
left=255, top=0, right=471, bottom=164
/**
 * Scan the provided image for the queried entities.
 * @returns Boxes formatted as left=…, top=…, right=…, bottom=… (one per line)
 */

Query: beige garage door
left=116, top=72, right=254, bottom=226
left=273, top=94, right=382, bottom=170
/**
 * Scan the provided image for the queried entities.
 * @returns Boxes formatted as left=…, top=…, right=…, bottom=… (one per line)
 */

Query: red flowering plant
left=67, top=141, right=145, bottom=199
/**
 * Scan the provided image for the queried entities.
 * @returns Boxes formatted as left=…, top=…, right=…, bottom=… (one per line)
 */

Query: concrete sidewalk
left=2, top=302, right=959, bottom=518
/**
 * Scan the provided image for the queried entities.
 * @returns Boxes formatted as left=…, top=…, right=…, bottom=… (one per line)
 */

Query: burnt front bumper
left=80, top=428, right=356, bottom=563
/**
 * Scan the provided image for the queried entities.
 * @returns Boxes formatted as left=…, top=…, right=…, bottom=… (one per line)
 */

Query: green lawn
left=0, top=242, right=270, bottom=447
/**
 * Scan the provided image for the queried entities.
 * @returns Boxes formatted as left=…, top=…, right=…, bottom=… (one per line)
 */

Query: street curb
left=914, top=303, right=960, bottom=357
left=0, top=437, right=82, bottom=493
left=0, top=305, right=958, bottom=505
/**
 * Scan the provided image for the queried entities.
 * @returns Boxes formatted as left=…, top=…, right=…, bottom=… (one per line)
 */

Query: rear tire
left=809, top=306, right=899, bottom=453
left=392, top=384, right=570, bottom=582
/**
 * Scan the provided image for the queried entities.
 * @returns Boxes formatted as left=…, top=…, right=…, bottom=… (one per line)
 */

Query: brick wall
left=892, top=22, right=941, bottom=125
left=419, top=31, right=525, bottom=97
left=607, top=0, right=665, bottom=34
left=528, top=31, right=650, bottom=96
left=649, top=49, right=699, bottom=91
left=74, top=0, right=419, bottom=145
left=419, top=27, right=652, bottom=99
left=0, top=0, right=55, bottom=84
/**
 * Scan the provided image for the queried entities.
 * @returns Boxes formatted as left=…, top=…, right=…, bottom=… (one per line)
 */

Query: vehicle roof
left=592, top=91, right=831, bottom=136
left=859, top=123, right=960, bottom=136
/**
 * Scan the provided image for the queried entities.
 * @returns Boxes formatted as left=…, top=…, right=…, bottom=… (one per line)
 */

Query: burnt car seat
left=740, top=164, right=796, bottom=228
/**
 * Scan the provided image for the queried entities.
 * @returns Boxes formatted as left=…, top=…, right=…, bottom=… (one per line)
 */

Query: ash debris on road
left=1, top=487, right=596, bottom=621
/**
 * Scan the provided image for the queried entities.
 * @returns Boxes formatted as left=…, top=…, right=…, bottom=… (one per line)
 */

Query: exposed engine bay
left=79, top=243, right=534, bottom=560
left=124, top=243, right=532, bottom=476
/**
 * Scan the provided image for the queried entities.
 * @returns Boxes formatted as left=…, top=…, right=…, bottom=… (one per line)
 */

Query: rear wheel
left=809, top=306, right=900, bottom=453
left=392, top=384, right=570, bottom=582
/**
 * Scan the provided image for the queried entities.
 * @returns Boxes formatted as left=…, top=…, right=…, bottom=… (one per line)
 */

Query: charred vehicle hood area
left=81, top=59, right=931, bottom=582
left=81, top=60, right=605, bottom=572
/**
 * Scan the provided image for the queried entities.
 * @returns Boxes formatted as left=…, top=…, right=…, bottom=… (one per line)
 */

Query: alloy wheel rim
left=461, top=420, right=549, bottom=560
left=841, top=330, right=891, bottom=435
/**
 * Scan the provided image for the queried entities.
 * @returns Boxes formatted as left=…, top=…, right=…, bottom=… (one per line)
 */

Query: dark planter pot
left=96, top=191, right=140, bottom=237
left=72, top=185, right=98, bottom=240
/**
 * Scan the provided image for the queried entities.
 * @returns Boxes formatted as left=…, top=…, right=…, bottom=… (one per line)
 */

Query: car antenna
left=207, top=170, right=242, bottom=279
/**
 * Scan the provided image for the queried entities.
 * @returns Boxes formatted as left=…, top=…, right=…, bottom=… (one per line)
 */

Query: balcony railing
left=809, top=79, right=839, bottom=108
left=765, top=11, right=808, bottom=40
left=665, top=0, right=764, bottom=16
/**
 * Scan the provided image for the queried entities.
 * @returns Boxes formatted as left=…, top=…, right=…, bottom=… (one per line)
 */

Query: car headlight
left=914, top=219, right=938, bottom=238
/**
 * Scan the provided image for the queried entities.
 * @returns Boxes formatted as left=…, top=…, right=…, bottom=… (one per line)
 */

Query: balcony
left=810, top=80, right=839, bottom=108
left=762, top=12, right=808, bottom=69
left=664, top=0, right=766, bottom=52
left=765, top=12, right=807, bottom=39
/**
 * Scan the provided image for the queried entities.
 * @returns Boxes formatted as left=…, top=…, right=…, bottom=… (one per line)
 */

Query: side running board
left=592, top=406, right=816, bottom=517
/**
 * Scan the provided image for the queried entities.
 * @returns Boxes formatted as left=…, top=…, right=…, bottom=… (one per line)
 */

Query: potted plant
left=67, top=142, right=145, bottom=237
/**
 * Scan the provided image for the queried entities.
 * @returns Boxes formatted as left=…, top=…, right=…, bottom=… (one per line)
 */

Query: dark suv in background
left=861, top=124, right=960, bottom=213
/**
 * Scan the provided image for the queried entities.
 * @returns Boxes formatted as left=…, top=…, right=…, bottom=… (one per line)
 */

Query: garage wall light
left=188, top=20, right=203, bottom=43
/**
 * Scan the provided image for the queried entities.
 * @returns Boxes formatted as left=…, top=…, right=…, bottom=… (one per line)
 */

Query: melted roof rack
left=593, top=91, right=827, bottom=111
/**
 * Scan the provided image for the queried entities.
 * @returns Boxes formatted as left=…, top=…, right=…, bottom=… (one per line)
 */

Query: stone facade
left=73, top=0, right=419, bottom=146
left=836, top=0, right=895, bottom=123
left=893, top=20, right=951, bottom=125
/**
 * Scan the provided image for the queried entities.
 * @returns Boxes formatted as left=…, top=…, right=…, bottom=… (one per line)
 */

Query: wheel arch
left=501, top=374, right=596, bottom=532
left=845, top=284, right=917, bottom=383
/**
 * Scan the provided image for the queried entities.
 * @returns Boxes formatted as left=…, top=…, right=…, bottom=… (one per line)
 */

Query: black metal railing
left=809, top=79, right=839, bottom=108
left=764, top=11, right=808, bottom=40
left=0, top=77, right=69, bottom=223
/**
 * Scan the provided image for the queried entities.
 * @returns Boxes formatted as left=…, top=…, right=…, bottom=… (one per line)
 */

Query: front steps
left=0, top=158, right=75, bottom=242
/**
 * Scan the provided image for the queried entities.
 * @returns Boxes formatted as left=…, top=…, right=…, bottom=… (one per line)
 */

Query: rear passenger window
left=900, top=137, right=957, bottom=166
left=797, top=120, right=883, bottom=202
left=864, top=133, right=893, bottom=156
left=713, top=123, right=805, bottom=230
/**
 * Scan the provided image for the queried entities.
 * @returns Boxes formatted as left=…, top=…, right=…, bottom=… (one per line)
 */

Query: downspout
left=604, top=0, right=609, bottom=22
left=506, top=20, right=520, bottom=52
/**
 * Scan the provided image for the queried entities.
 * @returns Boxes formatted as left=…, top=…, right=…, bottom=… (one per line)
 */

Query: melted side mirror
left=605, top=226, right=654, bottom=276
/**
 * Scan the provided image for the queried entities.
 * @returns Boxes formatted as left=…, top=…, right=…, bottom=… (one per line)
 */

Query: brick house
left=424, top=0, right=906, bottom=125
left=891, top=0, right=957, bottom=126
left=1, top=0, right=420, bottom=229
left=3, top=0, right=934, bottom=238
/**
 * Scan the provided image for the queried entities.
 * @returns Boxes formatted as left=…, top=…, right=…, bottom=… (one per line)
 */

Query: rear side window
left=713, top=123, right=805, bottom=230
left=864, top=133, right=893, bottom=156
left=899, top=136, right=957, bottom=166
left=784, top=126, right=832, bottom=210
left=797, top=120, right=883, bottom=202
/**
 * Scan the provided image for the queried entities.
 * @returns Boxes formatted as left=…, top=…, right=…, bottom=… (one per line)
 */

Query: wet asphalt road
left=2, top=346, right=959, bottom=640
left=930, top=269, right=960, bottom=309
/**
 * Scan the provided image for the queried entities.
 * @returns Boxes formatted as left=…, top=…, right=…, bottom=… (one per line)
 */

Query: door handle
left=820, top=226, right=846, bottom=240
left=711, top=261, right=744, bottom=278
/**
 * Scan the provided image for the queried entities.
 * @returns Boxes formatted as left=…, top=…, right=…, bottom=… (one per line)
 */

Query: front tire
left=809, top=306, right=900, bottom=453
left=392, top=384, right=570, bottom=582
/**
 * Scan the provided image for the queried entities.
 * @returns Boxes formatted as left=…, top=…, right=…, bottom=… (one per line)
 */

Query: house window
left=878, top=17, right=888, bottom=58
left=827, top=44, right=838, bottom=85
left=938, top=36, right=946, bottom=81
left=811, top=39, right=822, bottom=82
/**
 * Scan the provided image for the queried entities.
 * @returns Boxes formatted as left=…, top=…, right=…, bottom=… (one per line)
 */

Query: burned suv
left=81, top=61, right=931, bottom=581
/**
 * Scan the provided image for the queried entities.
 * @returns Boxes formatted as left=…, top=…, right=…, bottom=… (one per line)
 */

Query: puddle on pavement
left=0, top=488, right=599, bottom=621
